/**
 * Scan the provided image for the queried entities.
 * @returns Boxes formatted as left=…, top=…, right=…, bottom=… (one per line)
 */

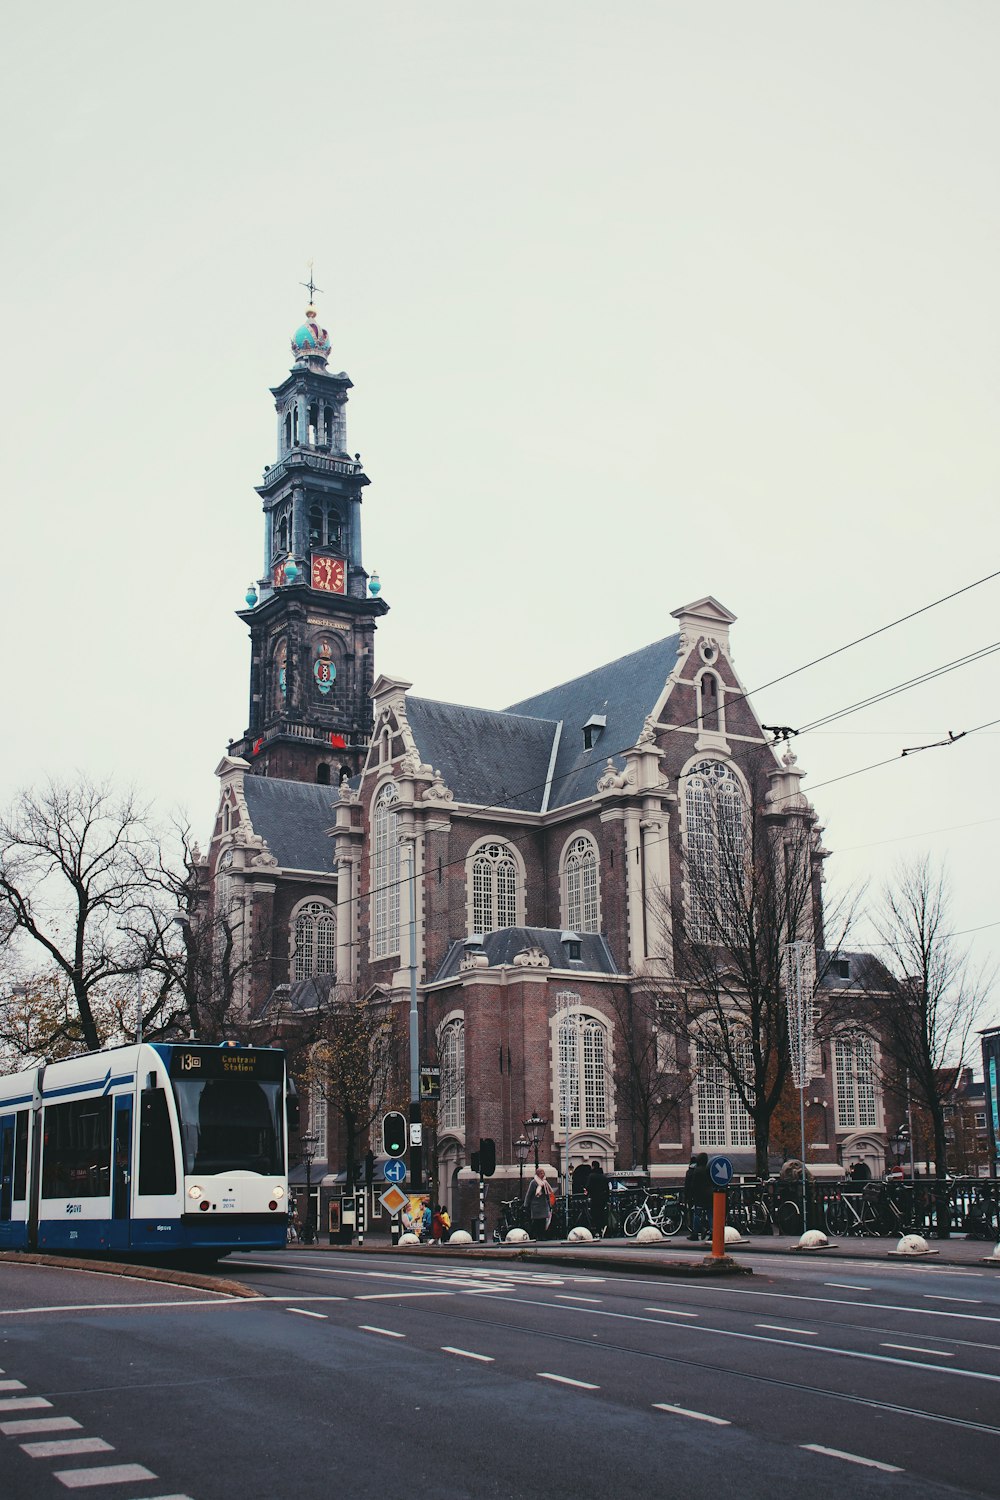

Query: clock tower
left=228, top=300, right=388, bottom=785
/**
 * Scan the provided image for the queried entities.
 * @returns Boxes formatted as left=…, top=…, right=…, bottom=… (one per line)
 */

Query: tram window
left=138, top=1088, right=177, bottom=1196
left=173, top=1076, right=282, bottom=1175
left=41, top=1097, right=112, bottom=1199
left=13, top=1111, right=28, bottom=1200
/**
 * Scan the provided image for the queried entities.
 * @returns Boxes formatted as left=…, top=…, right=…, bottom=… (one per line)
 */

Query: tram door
left=110, top=1097, right=133, bottom=1249
left=0, top=1117, right=13, bottom=1223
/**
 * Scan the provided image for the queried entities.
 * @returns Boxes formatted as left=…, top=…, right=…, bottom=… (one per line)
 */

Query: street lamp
left=524, top=1110, right=546, bottom=1172
left=300, top=1132, right=319, bottom=1245
left=515, top=1135, right=530, bottom=1201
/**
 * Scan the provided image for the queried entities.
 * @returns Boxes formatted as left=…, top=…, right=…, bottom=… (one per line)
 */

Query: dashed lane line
left=555, top=1295, right=603, bottom=1303
left=537, top=1373, right=600, bottom=1390
left=54, top=1463, right=158, bottom=1489
left=824, top=1283, right=871, bottom=1291
left=653, top=1403, right=730, bottom=1425
left=881, top=1344, right=955, bottom=1358
left=644, top=1308, right=699, bottom=1318
left=441, top=1347, right=494, bottom=1362
left=924, top=1295, right=982, bottom=1304
left=755, top=1325, right=818, bottom=1337
left=354, top=1291, right=456, bottom=1300
left=801, top=1444, right=902, bottom=1473
left=288, top=1308, right=328, bottom=1319
left=358, top=1325, right=405, bottom=1338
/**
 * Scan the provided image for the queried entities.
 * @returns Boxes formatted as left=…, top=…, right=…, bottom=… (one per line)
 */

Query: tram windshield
left=172, top=1076, right=283, bottom=1176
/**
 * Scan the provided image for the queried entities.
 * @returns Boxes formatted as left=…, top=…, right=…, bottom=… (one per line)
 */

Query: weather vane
left=301, top=259, right=324, bottom=304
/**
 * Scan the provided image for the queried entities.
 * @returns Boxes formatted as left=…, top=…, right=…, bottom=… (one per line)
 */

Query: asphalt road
left=1, top=1248, right=999, bottom=1499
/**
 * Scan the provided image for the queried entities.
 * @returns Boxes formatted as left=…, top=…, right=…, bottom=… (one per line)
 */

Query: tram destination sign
left=165, top=1045, right=284, bottom=1081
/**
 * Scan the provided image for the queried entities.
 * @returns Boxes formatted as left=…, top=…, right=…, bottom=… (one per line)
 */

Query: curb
left=0, top=1250, right=258, bottom=1299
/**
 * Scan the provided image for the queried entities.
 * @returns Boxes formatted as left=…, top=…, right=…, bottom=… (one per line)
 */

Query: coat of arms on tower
left=314, top=640, right=336, bottom=695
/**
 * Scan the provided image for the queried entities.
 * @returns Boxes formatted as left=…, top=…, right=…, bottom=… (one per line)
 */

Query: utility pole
left=403, top=836, right=423, bottom=1190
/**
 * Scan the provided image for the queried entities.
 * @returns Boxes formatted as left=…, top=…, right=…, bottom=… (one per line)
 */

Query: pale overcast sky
left=2, top=3, right=998, bottom=1027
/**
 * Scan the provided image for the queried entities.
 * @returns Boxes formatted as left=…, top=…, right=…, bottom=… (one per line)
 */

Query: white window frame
left=695, top=667, right=725, bottom=736
left=372, top=781, right=401, bottom=959
left=465, top=838, right=525, bottom=935
left=552, top=999, right=612, bottom=1135
left=833, top=1032, right=882, bottom=1132
left=692, top=1032, right=755, bottom=1150
left=437, top=1013, right=466, bottom=1135
left=560, top=832, right=601, bottom=934
left=290, top=897, right=337, bottom=981
left=680, top=757, right=749, bottom=945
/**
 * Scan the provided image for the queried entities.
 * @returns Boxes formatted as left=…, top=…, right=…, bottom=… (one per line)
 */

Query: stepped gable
left=504, top=633, right=682, bottom=809
left=241, top=777, right=337, bottom=872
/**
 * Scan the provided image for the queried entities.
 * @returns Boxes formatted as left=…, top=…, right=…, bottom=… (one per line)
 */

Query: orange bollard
left=711, top=1190, right=726, bottom=1258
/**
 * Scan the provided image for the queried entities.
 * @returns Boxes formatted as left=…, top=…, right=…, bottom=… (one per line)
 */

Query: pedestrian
left=572, top=1161, right=592, bottom=1195
left=524, top=1166, right=555, bottom=1240
left=585, top=1159, right=609, bottom=1237
left=685, top=1152, right=713, bottom=1240
left=440, top=1205, right=451, bottom=1241
left=431, top=1204, right=448, bottom=1243
left=420, top=1199, right=433, bottom=1242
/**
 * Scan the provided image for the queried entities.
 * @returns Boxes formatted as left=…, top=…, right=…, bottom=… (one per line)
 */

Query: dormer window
left=561, top=931, right=582, bottom=963
left=582, top=713, right=606, bottom=751
left=834, top=959, right=851, bottom=980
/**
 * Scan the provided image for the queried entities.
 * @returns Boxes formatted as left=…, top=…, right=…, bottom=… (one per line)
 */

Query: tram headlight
left=188, top=1185, right=203, bottom=1200
left=272, top=1186, right=285, bottom=1200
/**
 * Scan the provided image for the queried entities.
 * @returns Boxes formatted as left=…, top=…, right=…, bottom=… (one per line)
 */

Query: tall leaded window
left=683, top=759, right=747, bottom=944
left=438, top=1018, right=466, bottom=1132
left=563, top=835, right=600, bottom=933
left=292, top=900, right=337, bottom=981
left=693, top=1036, right=754, bottom=1149
left=373, top=782, right=401, bottom=959
left=557, top=1006, right=610, bottom=1132
left=471, top=841, right=518, bottom=934
left=834, top=1034, right=878, bottom=1130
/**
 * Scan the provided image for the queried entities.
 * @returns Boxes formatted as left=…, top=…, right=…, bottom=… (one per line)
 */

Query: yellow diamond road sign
left=380, top=1184, right=409, bottom=1215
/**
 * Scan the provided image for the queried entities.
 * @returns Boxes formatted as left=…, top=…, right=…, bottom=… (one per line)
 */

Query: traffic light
left=478, top=1138, right=496, bottom=1177
left=382, top=1111, right=407, bottom=1158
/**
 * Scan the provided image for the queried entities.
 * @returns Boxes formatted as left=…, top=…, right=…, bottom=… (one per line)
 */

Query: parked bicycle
left=623, top=1191, right=685, bottom=1238
left=492, top=1197, right=525, bottom=1242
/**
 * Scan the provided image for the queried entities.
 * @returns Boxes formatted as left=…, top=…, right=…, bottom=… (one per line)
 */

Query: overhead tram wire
left=323, top=567, right=1000, bottom=946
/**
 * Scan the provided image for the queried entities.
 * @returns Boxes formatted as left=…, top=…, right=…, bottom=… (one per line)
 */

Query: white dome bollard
left=896, top=1233, right=932, bottom=1255
left=992, top=1243, right=1000, bottom=1260
left=723, top=1225, right=744, bottom=1245
left=797, top=1230, right=830, bottom=1250
left=448, top=1229, right=474, bottom=1244
left=398, top=1232, right=421, bottom=1246
left=568, top=1225, right=594, bottom=1241
left=635, top=1225, right=664, bottom=1244
left=505, top=1227, right=530, bottom=1243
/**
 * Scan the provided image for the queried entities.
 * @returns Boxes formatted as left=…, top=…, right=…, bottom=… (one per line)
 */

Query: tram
left=0, top=1040, right=290, bottom=1256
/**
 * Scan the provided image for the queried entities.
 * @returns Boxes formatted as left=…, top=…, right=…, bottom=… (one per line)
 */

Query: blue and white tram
left=0, top=1040, right=290, bottom=1255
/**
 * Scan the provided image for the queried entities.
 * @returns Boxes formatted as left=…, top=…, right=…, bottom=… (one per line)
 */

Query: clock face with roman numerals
left=311, top=555, right=346, bottom=594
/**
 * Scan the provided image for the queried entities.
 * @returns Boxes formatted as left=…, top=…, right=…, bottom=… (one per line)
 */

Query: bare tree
left=0, top=778, right=171, bottom=1051
left=609, top=984, right=693, bottom=1169
left=302, top=981, right=403, bottom=1191
left=860, top=858, right=994, bottom=1222
left=661, top=756, right=857, bottom=1178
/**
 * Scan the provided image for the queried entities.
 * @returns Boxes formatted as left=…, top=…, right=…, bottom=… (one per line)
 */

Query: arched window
left=699, top=672, right=721, bottom=733
left=683, top=759, right=747, bottom=944
left=557, top=1004, right=610, bottom=1132
left=470, top=841, right=519, bottom=934
left=438, top=1017, right=465, bottom=1132
left=308, top=504, right=323, bottom=548
left=693, top=1034, right=754, bottom=1148
left=278, top=513, right=288, bottom=553
left=292, top=899, right=337, bottom=981
left=562, top=834, right=600, bottom=932
left=372, top=782, right=401, bottom=959
left=834, top=1033, right=879, bottom=1130
left=284, top=412, right=292, bottom=450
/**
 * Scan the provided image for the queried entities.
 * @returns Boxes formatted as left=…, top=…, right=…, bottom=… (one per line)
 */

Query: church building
left=204, top=300, right=899, bottom=1234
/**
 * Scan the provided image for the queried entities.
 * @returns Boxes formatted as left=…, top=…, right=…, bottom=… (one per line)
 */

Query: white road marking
left=0, top=1297, right=246, bottom=1318
left=288, top=1308, right=328, bottom=1319
left=824, top=1283, right=870, bottom=1291
left=358, top=1325, right=405, bottom=1338
left=654, top=1403, right=730, bottom=1425
left=537, top=1373, right=599, bottom=1390
left=925, top=1295, right=982, bottom=1304
left=882, top=1343, right=955, bottom=1358
left=801, top=1444, right=902, bottom=1473
left=0, top=1380, right=26, bottom=1391
left=23, top=1438, right=114, bottom=1458
left=441, top=1347, right=494, bottom=1362
left=645, top=1307, right=699, bottom=1318
left=556, top=1295, right=602, bottom=1303
left=355, top=1291, right=455, bottom=1300
left=1, top=1418, right=82, bottom=1436
left=0, top=1397, right=52, bottom=1412
left=755, top=1324, right=817, bottom=1337
left=55, top=1463, right=158, bottom=1488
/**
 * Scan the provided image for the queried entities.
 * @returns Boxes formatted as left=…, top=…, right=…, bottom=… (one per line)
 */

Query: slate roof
left=241, top=776, right=338, bottom=873
left=404, top=698, right=556, bottom=812
left=433, top=927, right=622, bottom=983
left=504, top=633, right=682, bottom=810
left=404, top=634, right=682, bottom=814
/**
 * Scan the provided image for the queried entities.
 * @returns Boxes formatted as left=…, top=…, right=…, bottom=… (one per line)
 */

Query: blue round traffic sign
left=709, top=1156, right=734, bottom=1188
left=383, top=1159, right=407, bottom=1184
